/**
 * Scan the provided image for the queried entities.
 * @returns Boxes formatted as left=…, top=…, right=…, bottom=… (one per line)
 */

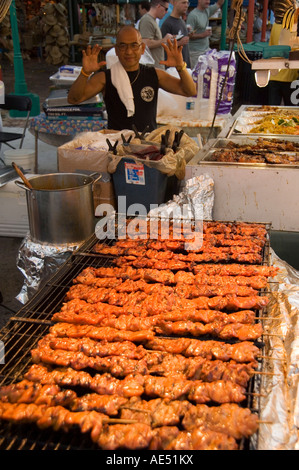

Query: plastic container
left=0, top=176, right=30, bottom=237
left=3, top=149, right=35, bottom=172
left=112, top=158, right=169, bottom=215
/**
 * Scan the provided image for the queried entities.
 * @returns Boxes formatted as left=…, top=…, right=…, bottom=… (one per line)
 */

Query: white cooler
left=0, top=176, right=31, bottom=237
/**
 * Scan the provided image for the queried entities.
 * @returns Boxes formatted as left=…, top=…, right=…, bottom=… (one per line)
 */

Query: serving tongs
left=172, top=129, right=184, bottom=152
left=121, top=134, right=133, bottom=147
left=132, top=124, right=150, bottom=140
left=106, top=138, right=119, bottom=155
left=160, top=129, right=171, bottom=155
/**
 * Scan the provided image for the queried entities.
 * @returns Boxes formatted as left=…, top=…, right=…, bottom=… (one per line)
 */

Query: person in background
left=67, top=25, right=196, bottom=132
left=135, top=1, right=150, bottom=29
left=161, top=0, right=191, bottom=68
left=187, top=0, right=224, bottom=69
left=253, top=7, right=270, bottom=42
left=267, top=21, right=298, bottom=105
left=159, top=0, right=174, bottom=26
left=138, top=0, right=174, bottom=69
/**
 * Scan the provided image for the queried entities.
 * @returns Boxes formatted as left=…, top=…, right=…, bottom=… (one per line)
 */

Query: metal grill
left=0, top=219, right=270, bottom=450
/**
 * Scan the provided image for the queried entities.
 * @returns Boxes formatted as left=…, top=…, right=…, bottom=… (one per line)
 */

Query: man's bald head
left=116, top=25, right=142, bottom=43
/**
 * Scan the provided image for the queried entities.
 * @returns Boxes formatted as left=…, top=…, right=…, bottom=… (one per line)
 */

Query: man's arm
left=157, top=39, right=196, bottom=96
left=139, top=16, right=173, bottom=50
left=157, top=67, right=196, bottom=96
left=68, top=71, right=106, bottom=104
left=189, top=30, right=211, bottom=40
left=142, top=36, right=172, bottom=49
left=68, top=44, right=106, bottom=104
left=187, top=13, right=211, bottom=40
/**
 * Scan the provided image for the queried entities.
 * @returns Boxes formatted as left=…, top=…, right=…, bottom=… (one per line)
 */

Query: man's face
left=156, top=2, right=169, bottom=19
left=176, top=0, right=189, bottom=16
left=138, top=5, right=147, bottom=15
left=115, top=28, right=145, bottom=70
left=198, top=0, right=210, bottom=9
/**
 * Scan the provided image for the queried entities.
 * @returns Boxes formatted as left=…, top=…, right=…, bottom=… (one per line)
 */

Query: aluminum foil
left=16, top=234, right=79, bottom=304
left=147, top=174, right=214, bottom=220
left=258, top=248, right=299, bottom=450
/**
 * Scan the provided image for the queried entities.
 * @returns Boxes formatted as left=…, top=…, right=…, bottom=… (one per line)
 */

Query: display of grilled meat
left=0, top=221, right=276, bottom=450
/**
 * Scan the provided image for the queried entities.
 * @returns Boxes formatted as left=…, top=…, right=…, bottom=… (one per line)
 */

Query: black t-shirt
left=104, top=64, right=159, bottom=132
left=161, top=16, right=191, bottom=68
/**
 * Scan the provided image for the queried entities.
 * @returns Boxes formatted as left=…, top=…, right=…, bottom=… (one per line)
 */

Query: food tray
left=199, top=136, right=299, bottom=168
left=227, top=105, right=299, bottom=137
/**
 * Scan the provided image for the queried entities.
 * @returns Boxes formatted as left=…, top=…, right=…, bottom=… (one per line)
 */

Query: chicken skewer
left=74, top=269, right=270, bottom=290
left=145, top=337, right=260, bottom=362
left=149, top=425, right=237, bottom=450
left=115, top=252, right=264, bottom=268
left=94, top=243, right=264, bottom=258
left=0, top=381, right=257, bottom=441
left=65, top=281, right=260, bottom=302
left=24, top=364, right=248, bottom=404
left=52, top=309, right=258, bottom=331
left=0, top=400, right=240, bottom=450
left=0, top=401, right=152, bottom=450
left=50, top=316, right=263, bottom=341
left=155, top=320, right=263, bottom=341
left=30, top=340, right=257, bottom=386
left=0, top=379, right=249, bottom=429
left=59, top=288, right=269, bottom=313
left=120, top=399, right=258, bottom=440
left=73, top=264, right=278, bottom=286
left=40, top=334, right=260, bottom=363
left=0, top=380, right=128, bottom=416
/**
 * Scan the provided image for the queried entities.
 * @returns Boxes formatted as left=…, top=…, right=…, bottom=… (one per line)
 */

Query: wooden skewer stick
left=257, top=420, right=273, bottom=424
left=104, top=418, right=139, bottom=424
left=10, top=316, right=53, bottom=326
left=245, top=392, right=267, bottom=397
left=254, top=317, right=280, bottom=320
left=262, top=333, right=283, bottom=337
left=252, top=371, right=278, bottom=376
left=258, top=355, right=286, bottom=361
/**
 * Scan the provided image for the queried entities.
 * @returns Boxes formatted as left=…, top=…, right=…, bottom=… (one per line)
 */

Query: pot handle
left=15, top=180, right=32, bottom=191
left=90, top=172, right=102, bottom=191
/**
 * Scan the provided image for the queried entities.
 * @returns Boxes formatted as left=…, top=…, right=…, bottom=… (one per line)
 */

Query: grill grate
left=0, top=218, right=270, bottom=450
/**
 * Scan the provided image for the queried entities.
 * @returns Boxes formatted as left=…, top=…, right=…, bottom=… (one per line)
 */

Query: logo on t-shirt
left=141, top=86, right=155, bottom=102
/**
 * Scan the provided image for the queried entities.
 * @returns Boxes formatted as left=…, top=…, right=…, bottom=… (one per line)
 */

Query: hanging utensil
left=11, top=162, right=33, bottom=190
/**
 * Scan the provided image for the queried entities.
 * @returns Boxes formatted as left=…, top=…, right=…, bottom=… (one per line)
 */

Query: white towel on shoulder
left=110, top=61, right=135, bottom=117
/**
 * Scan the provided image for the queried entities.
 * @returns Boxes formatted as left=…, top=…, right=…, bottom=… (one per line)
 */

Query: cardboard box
left=57, top=138, right=116, bottom=211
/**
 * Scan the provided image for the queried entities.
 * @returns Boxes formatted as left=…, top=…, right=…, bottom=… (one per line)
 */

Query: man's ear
left=141, top=42, right=146, bottom=54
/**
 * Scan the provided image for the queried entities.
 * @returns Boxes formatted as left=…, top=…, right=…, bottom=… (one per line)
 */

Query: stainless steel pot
left=15, top=173, right=101, bottom=244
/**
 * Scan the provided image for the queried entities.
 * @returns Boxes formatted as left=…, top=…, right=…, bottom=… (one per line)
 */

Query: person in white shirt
left=187, top=0, right=224, bottom=69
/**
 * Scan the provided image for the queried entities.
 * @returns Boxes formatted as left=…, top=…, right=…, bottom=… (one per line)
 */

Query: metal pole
left=246, top=0, right=255, bottom=43
left=220, top=0, right=228, bottom=50
left=9, top=0, right=40, bottom=116
left=261, top=0, right=269, bottom=42
left=9, top=0, right=27, bottom=94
